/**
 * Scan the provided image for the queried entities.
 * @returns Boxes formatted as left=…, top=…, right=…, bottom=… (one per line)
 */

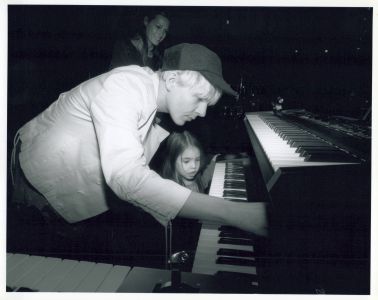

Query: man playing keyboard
left=11, top=43, right=267, bottom=266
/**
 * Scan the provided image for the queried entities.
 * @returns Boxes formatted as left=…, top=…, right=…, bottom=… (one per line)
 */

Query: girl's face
left=145, top=14, right=170, bottom=47
left=176, top=146, right=201, bottom=181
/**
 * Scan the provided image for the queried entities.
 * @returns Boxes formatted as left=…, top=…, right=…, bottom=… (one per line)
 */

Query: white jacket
left=19, top=66, right=191, bottom=225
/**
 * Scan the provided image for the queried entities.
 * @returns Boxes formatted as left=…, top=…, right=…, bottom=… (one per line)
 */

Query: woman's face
left=145, top=14, right=170, bottom=47
left=175, top=146, right=201, bottom=181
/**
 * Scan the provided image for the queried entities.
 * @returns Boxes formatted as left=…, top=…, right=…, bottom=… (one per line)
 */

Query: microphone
left=153, top=251, right=199, bottom=293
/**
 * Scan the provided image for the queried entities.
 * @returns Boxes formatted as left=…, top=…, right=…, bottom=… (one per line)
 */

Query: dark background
left=7, top=5, right=372, bottom=152
left=6, top=6, right=373, bottom=292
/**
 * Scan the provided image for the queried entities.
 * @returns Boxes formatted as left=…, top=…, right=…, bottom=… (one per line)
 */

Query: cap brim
left=200, top=71, right=238, bottom=97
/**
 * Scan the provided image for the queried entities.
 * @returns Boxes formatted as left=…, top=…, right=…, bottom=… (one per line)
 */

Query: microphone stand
left=154, top=251, right=199, bottom=293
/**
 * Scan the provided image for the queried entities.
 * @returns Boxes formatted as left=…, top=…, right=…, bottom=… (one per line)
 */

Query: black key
left=224, top=197, right=248, bottom=202
left=226, top=164, right=244, bottom=169
left=280, top=132, right=310, bottom=139
left=300, top=149, right=342, bottom=158
left=296, top=145, right=335, bottom=153
left=219, top=230, right=253, bottom=239
left=224, top=186, right=246, bottom=191
left=224, top=178, right=245, bottom=183
left=219, top=226, right=255, bottom=238
left=224, top=174, right=244, bottom=180
left=225, top=172, right=244, bottom=177
left=283, top=136, right=316, bottom=143
left=217, top=248, right=254, bottom=257
left=297, top=146, right=336, bottom=154
left=224, top=182, right=246, bottom=189
left=216, top=257, right=255, bottom=267
left=226, top=171, right=244, bottom=176
left=223, top=190, right=247, bottom=197
left=219, top=225, right=247, bottom=233
left=305, top=152, right=358, bottom=162
left=226, top=165, right=243, bottom=170
left=219, top=237, right=254, bottom=246
left=302, top=149, right=342, bottom=156
left=290, top=140, right=330, bottom=147
left=281, top=134, right=315, bottom=140
left=224, top=185, right=246, bottom=191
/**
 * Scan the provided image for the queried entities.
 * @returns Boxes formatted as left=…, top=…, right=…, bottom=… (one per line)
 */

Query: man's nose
left=196, top=102, right=207, bottom=117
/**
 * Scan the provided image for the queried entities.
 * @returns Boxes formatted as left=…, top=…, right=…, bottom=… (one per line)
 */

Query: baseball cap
left=161, top=43, right=238, bottom=96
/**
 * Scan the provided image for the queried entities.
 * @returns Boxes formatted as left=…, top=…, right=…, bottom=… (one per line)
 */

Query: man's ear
left=165, top=72, right=178, bottom=91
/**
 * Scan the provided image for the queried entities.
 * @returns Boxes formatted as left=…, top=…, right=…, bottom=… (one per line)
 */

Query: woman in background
left=110, top=9, right=170, bottom=70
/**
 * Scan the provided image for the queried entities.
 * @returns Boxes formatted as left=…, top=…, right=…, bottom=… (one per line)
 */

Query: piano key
left=217, top=248, right=255, bottom=258
left=7, top=255, right=45, bottom=288
left=304, top=152, right=360, bottom=162
left=219, top=237, right=254, bottom=246
left=224, top=198, right=248, bottom=202
left=290, top=140, right=331, bottom=147
left=55, top=260, right=96, bottom=292
left=193, top=235, right=256, bottom=269
left=34, top=259, right=79, bottom=292
left=6, top=253, right=29, bottom=274
left=296, top=145, right=336, bottom=152
left=96, top=265, right=131, bottom=292
left=245, top=114, right=359, bottom=170
left=74, top=262, right=114, bottom=292
left=195, top=227, right=255, bottom=253
left=224, top=197, right=248, bottom=202
left=14, top=256, right=62, bottom=290
left=219, top=230, right=254, bottom=240
left=280, top=133, right=313, bottom=139
left=225, top=174, right=245, bottom=180
left=224, top=186, right=247, bottom=192
left=223, top=190, right=247, bottom=197
left=6, top=253, right=132, bottom=293
left=193, top=256, right=257, bottom=275
left=224, top=182, right=246, bottom=189
left=192, top=158, right=259, bottom=278
left=216, top=257, right=256, bottom=267
left=297, top=147, right=339, bottom=155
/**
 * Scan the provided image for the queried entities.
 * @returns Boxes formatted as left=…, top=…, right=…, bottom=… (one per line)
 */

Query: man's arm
left=178, top=191, right=268, bottom=236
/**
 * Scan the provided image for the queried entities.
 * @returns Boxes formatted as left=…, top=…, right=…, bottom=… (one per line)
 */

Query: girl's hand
left=215, top=152, right=249, bottom=162
left=212, top=154, right=221, bottom=162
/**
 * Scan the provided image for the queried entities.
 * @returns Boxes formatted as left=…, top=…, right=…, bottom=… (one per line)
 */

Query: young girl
left=161, top=131, right=216, bottom=193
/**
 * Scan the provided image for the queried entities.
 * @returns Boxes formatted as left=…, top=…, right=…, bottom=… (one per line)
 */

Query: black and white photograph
left=2, top=0, right=376, bottom=297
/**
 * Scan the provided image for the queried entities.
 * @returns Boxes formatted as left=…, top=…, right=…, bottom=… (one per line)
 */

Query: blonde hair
left=161, top=70, right=222, bottom=104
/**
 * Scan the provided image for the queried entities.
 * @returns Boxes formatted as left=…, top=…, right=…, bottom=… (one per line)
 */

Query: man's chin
left=173, top=118, right=187, bottom=126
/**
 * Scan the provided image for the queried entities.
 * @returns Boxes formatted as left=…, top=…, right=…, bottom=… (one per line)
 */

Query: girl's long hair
left=161, top=131, right=206, bottom=192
